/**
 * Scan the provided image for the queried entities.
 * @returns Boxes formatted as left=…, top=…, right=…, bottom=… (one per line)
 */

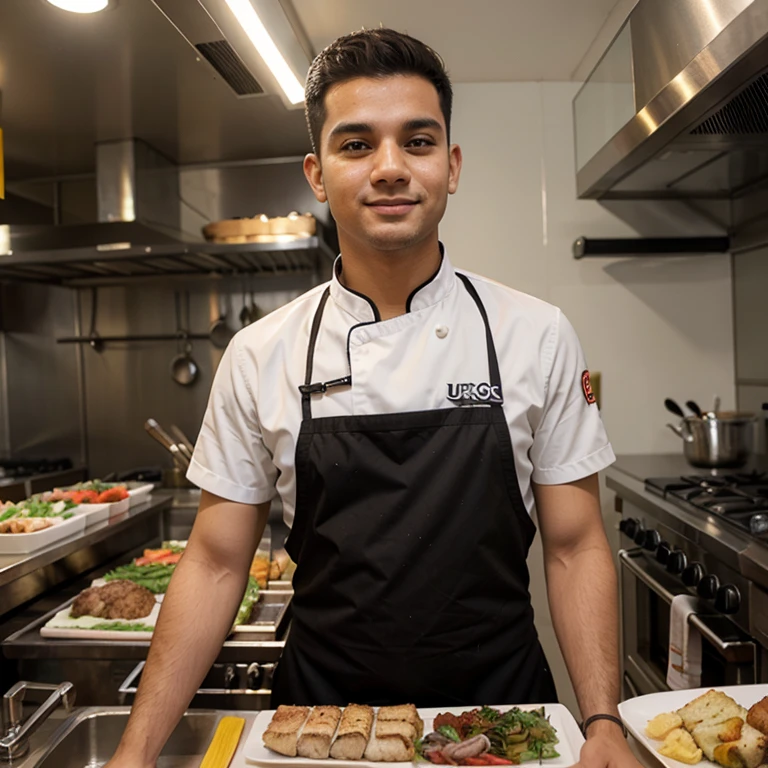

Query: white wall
left=441, top=81, right=736, bottom=714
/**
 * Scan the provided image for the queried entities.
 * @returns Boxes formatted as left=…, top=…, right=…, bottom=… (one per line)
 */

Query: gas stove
left=645, top=471, right=768, bottom=539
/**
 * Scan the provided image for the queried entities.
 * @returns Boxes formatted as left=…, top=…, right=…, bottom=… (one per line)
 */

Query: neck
left=337, top=236, right=442, bottom=320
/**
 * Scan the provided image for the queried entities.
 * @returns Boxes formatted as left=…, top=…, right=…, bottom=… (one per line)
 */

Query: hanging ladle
left=171, top=291, right=199, bottom=387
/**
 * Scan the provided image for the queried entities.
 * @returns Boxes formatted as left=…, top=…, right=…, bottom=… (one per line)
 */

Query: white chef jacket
left=187, top=248, right=615, bottom=526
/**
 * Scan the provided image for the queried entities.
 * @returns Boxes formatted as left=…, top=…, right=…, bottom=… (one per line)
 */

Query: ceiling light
left=46, top=0, right=109, bottom=12
left=223, top=0, right=305, bottom=105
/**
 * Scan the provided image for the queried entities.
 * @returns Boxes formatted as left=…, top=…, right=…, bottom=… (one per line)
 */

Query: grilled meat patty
left=71, top=580, right=156, bottom=620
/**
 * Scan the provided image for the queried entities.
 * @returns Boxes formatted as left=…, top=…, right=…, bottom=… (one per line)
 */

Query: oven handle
left=619, top=549, right=755, bottom=661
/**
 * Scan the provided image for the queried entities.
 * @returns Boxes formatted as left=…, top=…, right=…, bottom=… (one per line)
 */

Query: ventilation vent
left=691, top=72, right=768, bottom=136
left=195, top=40, right=264, bottom=96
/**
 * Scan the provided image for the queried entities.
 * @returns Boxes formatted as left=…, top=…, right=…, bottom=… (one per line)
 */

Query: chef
left=107, top=28, right=640, bottom=768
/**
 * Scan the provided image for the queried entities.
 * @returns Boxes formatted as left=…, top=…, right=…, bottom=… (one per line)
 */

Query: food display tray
left=38, top=589, right=290, bottom=642
left=232, top=591, right=291, bottom=639
left=618, top=684, right=768, bottom=768
left=0, top=514, right=86, bottom=554
left=243, top=703, right=584, bottom=768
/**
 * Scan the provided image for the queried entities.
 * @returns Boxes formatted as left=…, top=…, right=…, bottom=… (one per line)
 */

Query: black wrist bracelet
left=581, top=714, right=628, bottom=738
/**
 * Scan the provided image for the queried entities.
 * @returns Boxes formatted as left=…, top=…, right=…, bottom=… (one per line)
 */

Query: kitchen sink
left=32, top=708, right=222, bottom=767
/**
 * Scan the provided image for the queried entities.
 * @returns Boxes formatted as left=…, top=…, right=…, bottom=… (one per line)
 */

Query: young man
left=108, top=29, right=638, bottom=768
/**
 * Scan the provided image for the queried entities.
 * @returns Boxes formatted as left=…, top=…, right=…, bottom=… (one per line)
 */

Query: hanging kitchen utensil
left=686, top=400, right=703, bottom=418
left=170, top=291, right=199, bottom=387
left=88, top=287, right=103, bottom=352
left=239, top=278, right=250, bottom=328
left=248, top=279, right=263, bottom=324
left=210, top=289, right=235, bottom=349
left=664, top=398, right=686, bottom=419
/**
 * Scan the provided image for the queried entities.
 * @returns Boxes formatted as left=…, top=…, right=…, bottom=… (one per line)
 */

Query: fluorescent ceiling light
left=223, top=0, right=305, bottom=105
left=46, top=0, right=109, bottom=12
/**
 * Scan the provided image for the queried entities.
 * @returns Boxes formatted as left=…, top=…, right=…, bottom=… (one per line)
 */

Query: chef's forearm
left=544, top=536, right=620, bottom=722
left=111, top=493, right=268, bottom=767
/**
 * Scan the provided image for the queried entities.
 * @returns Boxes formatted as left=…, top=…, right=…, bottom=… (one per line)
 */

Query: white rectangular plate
left=618, top=684, right=768, bottom=768
left=40, top=596, right=161, bottom=641
left=0, top=515, right=86, bottom=554
left=243, top=703, right=584, bottom=767
left=127, top=483, right=154, bottom=507
left=72, top=503, right=110, bottom=525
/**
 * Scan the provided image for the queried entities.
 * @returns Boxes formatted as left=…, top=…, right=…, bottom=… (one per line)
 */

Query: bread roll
left=263, top=705, right=310, bottom=757
left=297, top=705, right=342, bottom=759
left=330, top=704, right=374, bottom=760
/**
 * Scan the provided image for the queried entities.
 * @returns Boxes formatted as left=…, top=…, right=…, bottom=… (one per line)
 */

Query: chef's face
left=304, top=75, right=462, bottom=255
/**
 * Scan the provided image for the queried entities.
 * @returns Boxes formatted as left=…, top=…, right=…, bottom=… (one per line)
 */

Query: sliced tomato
left=96, top=487, right=129, bottom=503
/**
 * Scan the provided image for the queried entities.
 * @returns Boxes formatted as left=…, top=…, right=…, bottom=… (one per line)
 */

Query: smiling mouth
left=365, top=200, right=419, bottom=215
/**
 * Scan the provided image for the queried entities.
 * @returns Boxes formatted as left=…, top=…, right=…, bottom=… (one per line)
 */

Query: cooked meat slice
left=297, top=705, right=341, bottom=759
left=330, top=704, right=375, bottom=760
left=70, top=580, right=155, bottom=620
left=747, top=697, right=768, bottom=736
left=263, top=705, right=311, bottom=757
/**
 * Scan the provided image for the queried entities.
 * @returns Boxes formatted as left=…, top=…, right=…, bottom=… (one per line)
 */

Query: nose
left=370, top=140, right=410, bottom=186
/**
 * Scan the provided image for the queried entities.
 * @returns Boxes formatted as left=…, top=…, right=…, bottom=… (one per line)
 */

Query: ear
left=303, top=153, right=327, bottom=203
left=447, top=143, right=462, bottom=195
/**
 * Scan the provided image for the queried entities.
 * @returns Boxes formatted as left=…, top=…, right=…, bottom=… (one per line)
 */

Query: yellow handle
left=200, top=716, right=246, bottom=768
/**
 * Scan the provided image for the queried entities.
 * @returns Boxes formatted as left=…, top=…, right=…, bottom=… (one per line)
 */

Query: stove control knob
left=666, top=550, right=687, bottom=575
left=715, top=584, right=741, bottom=614
left=682, top=562, right=705, bottom=587
left=656, top=542, right=671, bottom=565
left=619, top=518, right=638, bottom=538
left=634, top=526, right=646, bottom=546
left=698, top=574, right=720, bottom=600
left=643, top=530, right=661, bottom=551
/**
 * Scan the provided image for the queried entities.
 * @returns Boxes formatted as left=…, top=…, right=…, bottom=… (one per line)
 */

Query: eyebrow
left=328, top=117, right=444, bottom=141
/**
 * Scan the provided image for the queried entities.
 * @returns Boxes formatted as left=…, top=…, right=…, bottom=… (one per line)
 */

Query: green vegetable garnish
left=89, top=621, right=153, bottom=632
left=437, top=725, right=461, bottom=743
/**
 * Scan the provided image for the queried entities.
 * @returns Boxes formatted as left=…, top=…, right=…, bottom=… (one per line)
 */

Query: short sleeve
left=529, top=310, right=615, bottom=485
left=186, top=337, right=278, bottom=504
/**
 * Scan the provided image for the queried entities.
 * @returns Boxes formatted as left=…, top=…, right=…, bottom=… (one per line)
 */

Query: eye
left=407, top=137, right=436, bottom=149
left=341, top=140, right=370, bottom=152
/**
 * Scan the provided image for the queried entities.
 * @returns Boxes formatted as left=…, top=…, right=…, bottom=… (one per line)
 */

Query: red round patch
left=582, top=370, right=596, bottom=405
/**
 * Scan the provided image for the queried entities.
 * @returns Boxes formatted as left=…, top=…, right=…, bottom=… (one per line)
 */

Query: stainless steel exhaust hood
left=3, top=139, right=189, bottom=255
left=574, top=0, right=768, bottom=201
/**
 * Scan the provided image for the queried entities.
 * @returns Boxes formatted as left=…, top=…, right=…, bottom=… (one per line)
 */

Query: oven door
left=619, top=549, right=757, bottom=697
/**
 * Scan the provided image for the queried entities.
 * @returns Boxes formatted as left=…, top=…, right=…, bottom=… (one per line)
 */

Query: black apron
left=271, top=273, right=557, bottom=707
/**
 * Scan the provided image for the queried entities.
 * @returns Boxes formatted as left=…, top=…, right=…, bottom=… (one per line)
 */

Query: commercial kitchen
left=1, top=0, right=768, bottom=765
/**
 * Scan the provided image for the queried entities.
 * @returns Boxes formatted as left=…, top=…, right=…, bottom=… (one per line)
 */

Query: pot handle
left=666, top=423, right=683, bottom=439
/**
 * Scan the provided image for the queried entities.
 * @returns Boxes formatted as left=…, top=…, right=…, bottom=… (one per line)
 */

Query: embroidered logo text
left=446, top=382, right=503, bottom=405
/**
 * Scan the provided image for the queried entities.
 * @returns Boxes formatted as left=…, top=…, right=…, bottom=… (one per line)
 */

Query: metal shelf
left=0, top=225, right=337, bottom=287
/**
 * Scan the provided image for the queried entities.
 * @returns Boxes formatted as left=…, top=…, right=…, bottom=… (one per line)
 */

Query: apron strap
left=300, top=274, right=502, bottom=420
left=456, top=273, right=503, bottom=395
left=300, top=287, right=331, bottom=420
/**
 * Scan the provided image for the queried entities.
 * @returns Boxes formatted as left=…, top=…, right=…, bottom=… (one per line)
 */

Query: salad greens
left=0, top=498, right=76, bottom=522
left=65, top=480, right=119, bottom=493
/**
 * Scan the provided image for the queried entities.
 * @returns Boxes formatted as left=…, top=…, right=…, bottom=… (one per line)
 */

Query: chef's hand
left=574, top=721, right=644, bottom=768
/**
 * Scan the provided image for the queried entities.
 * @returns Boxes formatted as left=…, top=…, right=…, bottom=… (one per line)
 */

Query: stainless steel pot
left=667, top=413, right=757, bottom=469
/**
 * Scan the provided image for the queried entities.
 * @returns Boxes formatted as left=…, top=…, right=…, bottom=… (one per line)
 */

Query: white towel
left=666, top=594, right=702, bottom=690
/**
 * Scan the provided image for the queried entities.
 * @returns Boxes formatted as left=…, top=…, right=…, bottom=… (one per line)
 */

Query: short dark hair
left=304, top=28, right=453, bottom=154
